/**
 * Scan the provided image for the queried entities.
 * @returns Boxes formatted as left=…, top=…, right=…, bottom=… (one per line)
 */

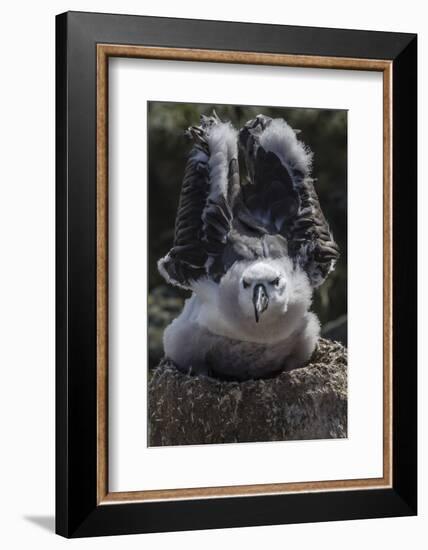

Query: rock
left=148, top=338, right=347, bottom=446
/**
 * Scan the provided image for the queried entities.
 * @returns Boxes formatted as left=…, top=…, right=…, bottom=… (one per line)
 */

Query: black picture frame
left=56, top=10, right=417, bottom=538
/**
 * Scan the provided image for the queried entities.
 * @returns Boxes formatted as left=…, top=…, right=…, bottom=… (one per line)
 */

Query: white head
left=203, top=257, right=314, bottom=342
left=237, top=261, right=288, bottom=324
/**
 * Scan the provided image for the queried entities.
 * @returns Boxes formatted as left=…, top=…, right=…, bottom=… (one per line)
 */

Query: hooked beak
left=253, top=284, right=269, bottom=323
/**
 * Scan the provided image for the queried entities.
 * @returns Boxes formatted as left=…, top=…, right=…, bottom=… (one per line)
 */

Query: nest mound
left=148, top=338, right=347, bottom=446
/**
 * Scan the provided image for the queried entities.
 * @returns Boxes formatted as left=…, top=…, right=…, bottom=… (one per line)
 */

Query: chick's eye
left=270, top=277, right=280, bottom=287
left=242, top=280, right=250, bottom=289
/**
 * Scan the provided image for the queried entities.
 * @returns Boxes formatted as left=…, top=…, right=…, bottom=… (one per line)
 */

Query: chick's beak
left=253, top=284, right=269, bottom=323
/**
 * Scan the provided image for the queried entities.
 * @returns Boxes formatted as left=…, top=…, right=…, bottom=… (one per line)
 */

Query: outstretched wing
left=238, top=115, right=339, bottom=287
left=158, top=113, right=239, bottom=289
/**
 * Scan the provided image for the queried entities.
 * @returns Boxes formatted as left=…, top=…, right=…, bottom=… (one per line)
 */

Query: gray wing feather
left=158, top=113, right=238, bottom=289
left=238, top=114, right=339, bottom=287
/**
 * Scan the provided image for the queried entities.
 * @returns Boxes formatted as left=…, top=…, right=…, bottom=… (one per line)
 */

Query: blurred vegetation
left=148, top=102, right=347, bottom=366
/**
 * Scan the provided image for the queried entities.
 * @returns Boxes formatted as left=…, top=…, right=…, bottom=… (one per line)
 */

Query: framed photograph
left=56, top=11, right=417, bottom=537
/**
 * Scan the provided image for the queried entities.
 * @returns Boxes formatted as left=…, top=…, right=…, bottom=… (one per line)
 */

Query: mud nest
left=148, top=338, right=347, bottom=446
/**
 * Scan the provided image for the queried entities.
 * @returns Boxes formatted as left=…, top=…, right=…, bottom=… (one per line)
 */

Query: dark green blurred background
left=148, top=102, right=347, bottom=368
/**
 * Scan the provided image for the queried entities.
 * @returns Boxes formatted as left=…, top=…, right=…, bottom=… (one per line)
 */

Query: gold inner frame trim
left=96, top=44, right=393, bottom=505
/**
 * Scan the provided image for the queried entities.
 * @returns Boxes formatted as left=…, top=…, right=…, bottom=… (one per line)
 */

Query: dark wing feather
left=238, top=114, right=339, bottom=287
left=288, top=177, right=340, bottom=287
left=158, top=113, right=238, bottom=289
